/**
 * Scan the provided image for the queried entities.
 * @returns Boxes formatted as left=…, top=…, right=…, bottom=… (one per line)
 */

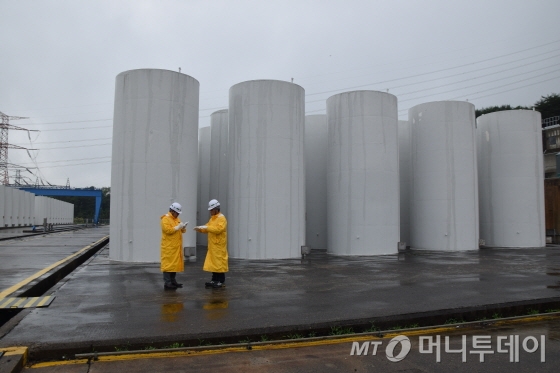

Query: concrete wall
left=305, top=114, right=328, bottom=250
left=0, top=186, right=4, bottom=227
left=398, top=119, right=412, bottom=246
left=110, top=69, right=199, bottom=262
left=33, top=196, right=73, bottom=225
left=228, top=80, right=305, bottom=259
left=209, top=109, right=229, bottom=217
left=197, top=126, right=211, bottom=246
left=14, top=189, right=22, bottom=226
left=477, top=110, right=545, bottom=247
left=326, top=90, right=399, bottom=255
left=4, top=187, right=13, bottom=227
left=409, top=101, right=479, bottom=251
left=34, top=196, right=47, bottom=226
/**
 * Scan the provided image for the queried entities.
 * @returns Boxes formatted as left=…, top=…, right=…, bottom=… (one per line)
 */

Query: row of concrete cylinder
left=109, top=69, right=544, bottom=262
left=0, top=186, right=75, bottom=227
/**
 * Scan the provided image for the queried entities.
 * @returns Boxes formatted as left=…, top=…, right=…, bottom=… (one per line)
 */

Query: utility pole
left=0, top=111, right=37, bottom=185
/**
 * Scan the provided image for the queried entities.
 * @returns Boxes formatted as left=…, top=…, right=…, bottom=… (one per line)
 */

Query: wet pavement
left=0, top=227, right=109, bottom=296
left=23, top=316, right=560, bottom=372
left=1, top=235, right=560, bottom=365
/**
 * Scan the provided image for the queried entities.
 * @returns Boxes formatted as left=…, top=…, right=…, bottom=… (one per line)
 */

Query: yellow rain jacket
left=160, top=213, right=186, bottom=272
left=200, top=213, right=228, bottom=273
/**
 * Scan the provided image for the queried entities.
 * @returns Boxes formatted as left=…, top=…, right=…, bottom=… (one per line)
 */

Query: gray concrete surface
left=1, top=236, right=560, bottom=363
left=22, top=317, right=560, bottom=372
left=0, top=227, right=109, bottom=294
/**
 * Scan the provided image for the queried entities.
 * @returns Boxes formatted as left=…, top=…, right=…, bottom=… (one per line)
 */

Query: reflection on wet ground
left=2, top=241, right=560, bottom=359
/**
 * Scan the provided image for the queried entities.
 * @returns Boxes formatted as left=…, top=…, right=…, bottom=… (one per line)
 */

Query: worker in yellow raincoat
left=194, top=199, right=228, bottom=288
left=160, top=202, right=187, bottom=290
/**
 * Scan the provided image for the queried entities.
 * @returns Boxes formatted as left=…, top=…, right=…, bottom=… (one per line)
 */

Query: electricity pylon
left=0, top=111, right=36, bottom=185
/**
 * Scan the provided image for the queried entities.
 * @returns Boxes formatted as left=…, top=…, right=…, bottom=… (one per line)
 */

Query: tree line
left=52, top=186, right=110, bottom=222
left=475, top=93, right=559, bottom=119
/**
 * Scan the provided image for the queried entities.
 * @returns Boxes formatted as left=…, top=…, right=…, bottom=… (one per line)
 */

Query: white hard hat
left=169, top=202, right=182, bottom=214
left=208, top=199, right=220, bottom=210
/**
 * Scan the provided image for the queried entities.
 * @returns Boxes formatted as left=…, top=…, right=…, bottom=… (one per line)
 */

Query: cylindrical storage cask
left=327, top=90, right=399, bottom=255
left=399, top=119, right=412, bottom=246
left=197, top=126, right=211, bottom=246
left=305, top=114, right=328, bottom=250
left=477, top=110, right=545, bottom=247
left=209, top=109, right=229, bottom=217
left=409, top=101, right=479, bottom=251
left=228, top=80, right=305, bottom=259
left=110, top=69, right=199, bottom=262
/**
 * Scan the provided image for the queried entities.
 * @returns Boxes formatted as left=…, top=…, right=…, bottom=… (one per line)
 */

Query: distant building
left=543, top=116, right=560, bottom=178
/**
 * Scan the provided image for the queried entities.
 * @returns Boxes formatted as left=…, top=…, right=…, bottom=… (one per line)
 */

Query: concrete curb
left=0, top=348, right=27, bottom=373
left=12, top=236, right=109, bottom=298
left=24, top=296, right=560, bottom=362
left=0, top=236, right=110, bottom=330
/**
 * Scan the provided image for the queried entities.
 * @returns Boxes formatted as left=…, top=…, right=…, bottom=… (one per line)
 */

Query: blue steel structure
left=16, top=187, right=103, bottom=224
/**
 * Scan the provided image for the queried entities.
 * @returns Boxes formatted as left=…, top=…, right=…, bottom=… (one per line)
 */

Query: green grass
left=444, top=318, right=465, bottom=324
left=284, top=333, right=304, bottom=339
left=363, top=322, right=378, bottom=332
left=329, top=326, right=354, bottom=335
left=163, top=342, right=184, bottom=349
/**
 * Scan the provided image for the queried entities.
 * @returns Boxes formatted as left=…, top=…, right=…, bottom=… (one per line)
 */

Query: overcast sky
left=2, top=0, right=559, bottom=188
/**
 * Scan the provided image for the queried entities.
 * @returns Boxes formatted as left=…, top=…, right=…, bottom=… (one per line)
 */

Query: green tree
left=475, top=104, right=530, bottom=118
left=475, top=93, right=560, bottom=119
left=534, top=93, right=560, bottom=120
left=51, top=186, right=111, bottom=221
left=99, top=187, right=110, bottom=219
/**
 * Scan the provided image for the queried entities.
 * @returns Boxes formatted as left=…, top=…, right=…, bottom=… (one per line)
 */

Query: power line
left=12, top=137, right=112, bottom=146
left=399, top=69, right=560, bottom=105
left=390, top=53, right=560, bottom=93
left=398, top=66, right=560, bottom=103
left=305, top=46, right=560, bottom=98
left=39, top=125, right=112, bottom=132
left=38, top=160, right=111, bottom=169
left=16, top=156, right=111, bottom=166
left=21, top=118, right=111, bottom=126
left=297, top=38, right=560, bottom=83
left=33, top=143, right=112, bottom=150
left=397, top=75, right=560, bottom=114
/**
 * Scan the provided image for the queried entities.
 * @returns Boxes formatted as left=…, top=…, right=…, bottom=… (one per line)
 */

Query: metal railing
left=543, top=116, right=560, bottom=128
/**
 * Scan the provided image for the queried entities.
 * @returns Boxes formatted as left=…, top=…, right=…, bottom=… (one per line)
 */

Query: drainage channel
left=0, top=236, right=110, bottom=328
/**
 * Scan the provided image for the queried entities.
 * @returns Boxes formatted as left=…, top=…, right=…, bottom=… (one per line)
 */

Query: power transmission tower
left=15, top=169, right=22, bottom=185
left=0, top=111, right=37, bottom=185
